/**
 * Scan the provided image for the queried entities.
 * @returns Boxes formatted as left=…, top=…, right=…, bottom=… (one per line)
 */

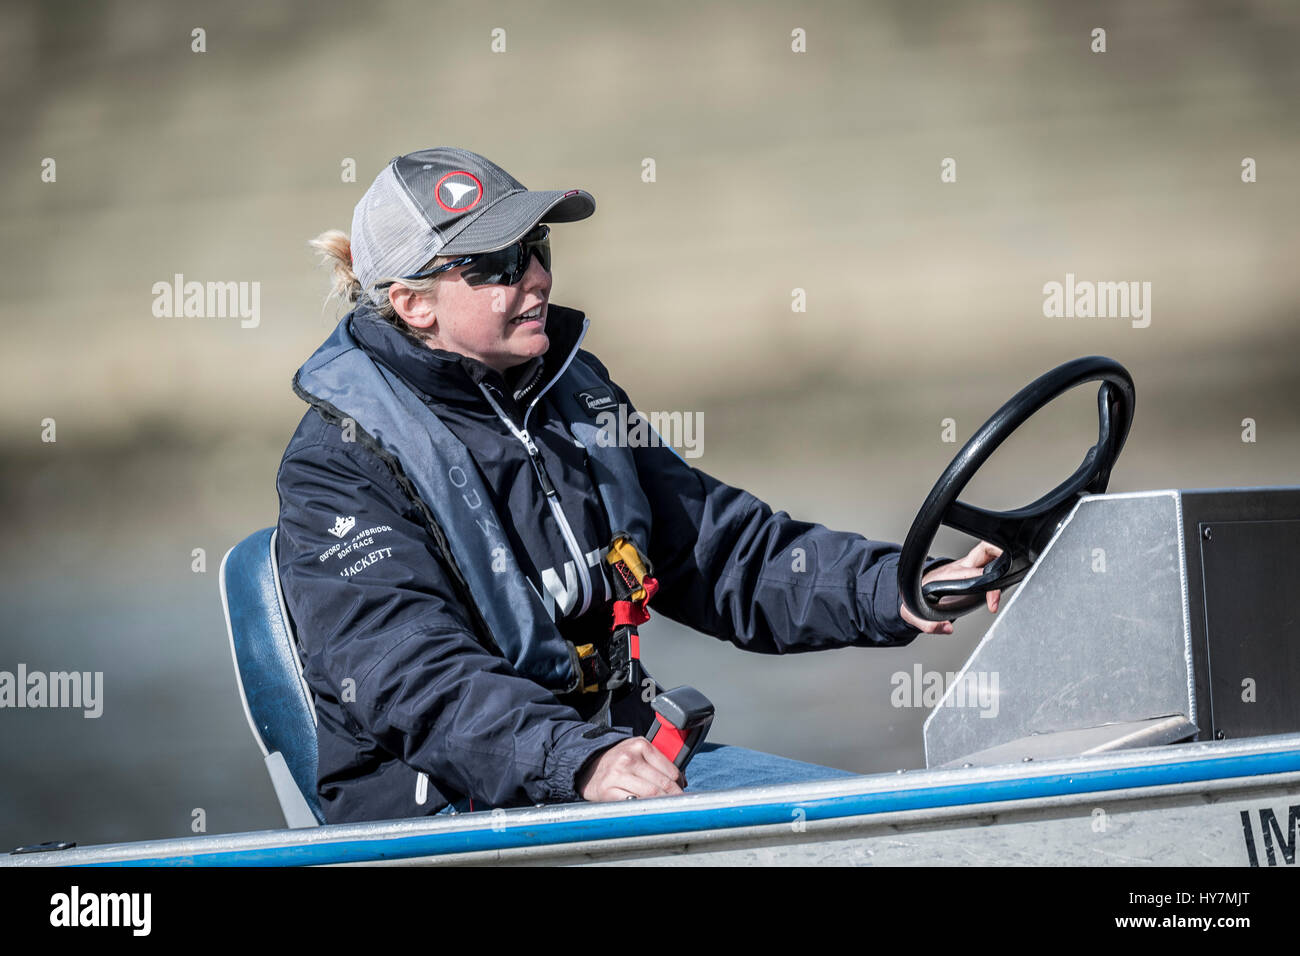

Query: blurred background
left=1, top=0, right=1297, bottom=850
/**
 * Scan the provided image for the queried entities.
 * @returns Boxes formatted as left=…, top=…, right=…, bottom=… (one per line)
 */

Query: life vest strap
left=597, top=533, right=660, bottom=695
left=612, top=576, right=658, bottom=628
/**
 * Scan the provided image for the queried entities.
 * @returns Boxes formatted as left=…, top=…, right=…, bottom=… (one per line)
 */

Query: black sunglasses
left=383, top=225, right=551, bottom=289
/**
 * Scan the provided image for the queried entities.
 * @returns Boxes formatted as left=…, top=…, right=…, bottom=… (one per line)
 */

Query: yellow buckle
left=605, top=533, right=652, bottom=603
left=575, top=643, right=601, bottom=694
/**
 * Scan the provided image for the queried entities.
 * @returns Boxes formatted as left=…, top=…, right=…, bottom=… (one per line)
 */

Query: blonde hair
left=309, top=229, right=456, bottom=343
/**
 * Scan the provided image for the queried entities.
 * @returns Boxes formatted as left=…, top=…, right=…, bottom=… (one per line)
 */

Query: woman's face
left=389, top=247, right=552, bottom=374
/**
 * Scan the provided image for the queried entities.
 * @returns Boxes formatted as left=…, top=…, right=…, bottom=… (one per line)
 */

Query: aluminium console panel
left=924, top=490, right=1195, bottom=768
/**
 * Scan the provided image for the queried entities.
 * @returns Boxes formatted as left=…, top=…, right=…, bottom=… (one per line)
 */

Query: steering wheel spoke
left=945, top=499, right=1011, bottom=546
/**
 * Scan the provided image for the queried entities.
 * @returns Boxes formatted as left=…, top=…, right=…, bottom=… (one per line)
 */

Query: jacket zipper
left=476, top=320, right=595, bottom=617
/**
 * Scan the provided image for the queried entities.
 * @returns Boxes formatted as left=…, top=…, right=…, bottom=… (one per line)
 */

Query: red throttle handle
left=644, top=686, right=714, bottom=771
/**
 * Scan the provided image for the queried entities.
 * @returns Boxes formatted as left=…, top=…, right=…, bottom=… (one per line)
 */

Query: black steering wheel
left=898, top=356, right=1136, bottom=623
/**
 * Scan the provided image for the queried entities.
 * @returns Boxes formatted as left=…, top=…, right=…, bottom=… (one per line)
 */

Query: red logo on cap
left=435, top=171, right=484, bottom=213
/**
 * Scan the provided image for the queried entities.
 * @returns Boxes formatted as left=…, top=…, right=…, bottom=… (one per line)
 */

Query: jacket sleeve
left=577, top=352, right=953, bottom=653
left=274, top=426, right=628, bottom=808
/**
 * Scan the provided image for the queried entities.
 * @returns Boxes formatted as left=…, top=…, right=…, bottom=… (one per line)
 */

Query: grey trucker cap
left=350, top=147, right=595, bottom=304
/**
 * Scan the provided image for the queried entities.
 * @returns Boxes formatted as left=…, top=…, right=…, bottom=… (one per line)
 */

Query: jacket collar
left=347, top=296, right=589, bottom=414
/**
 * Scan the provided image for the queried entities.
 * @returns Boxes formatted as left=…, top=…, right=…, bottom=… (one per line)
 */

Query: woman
left=276, top=146, right=1001, bottom=824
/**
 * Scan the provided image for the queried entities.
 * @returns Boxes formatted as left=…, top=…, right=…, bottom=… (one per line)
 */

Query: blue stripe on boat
left=83, top=747, right=1300, bottom=866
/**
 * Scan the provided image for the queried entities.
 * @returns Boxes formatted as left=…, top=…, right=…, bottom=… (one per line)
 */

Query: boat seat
left=220, top=527, right=324, bottom=828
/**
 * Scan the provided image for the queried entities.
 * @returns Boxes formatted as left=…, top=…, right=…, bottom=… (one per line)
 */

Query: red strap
left=611, top=576, right=658, bottom=627
left=612, top=601, right=646, bottom=627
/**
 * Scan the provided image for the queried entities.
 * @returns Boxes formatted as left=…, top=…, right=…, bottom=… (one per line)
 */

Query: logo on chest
left=528, top=546, right=612, bottom=622
left=574, top=387, right=616, bottom=414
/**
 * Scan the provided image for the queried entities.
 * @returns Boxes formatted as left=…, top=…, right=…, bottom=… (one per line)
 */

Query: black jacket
left=274, top=300, right=931, bottom=823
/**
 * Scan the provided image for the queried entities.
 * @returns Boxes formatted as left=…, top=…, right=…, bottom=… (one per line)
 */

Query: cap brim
left=440, top=189, right=595, bottom=255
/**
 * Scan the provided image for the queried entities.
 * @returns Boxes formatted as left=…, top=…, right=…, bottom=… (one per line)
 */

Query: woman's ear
left=389, top=284, right=437, bottom=332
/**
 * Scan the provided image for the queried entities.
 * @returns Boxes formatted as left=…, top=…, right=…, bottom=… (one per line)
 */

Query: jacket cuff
left=866, top=552, right=957, bottom=646
left=542, top=722, right=631, bottom=803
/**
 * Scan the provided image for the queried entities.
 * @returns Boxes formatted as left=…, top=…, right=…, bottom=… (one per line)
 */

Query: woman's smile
left=509, top=302, right=546, bottom=327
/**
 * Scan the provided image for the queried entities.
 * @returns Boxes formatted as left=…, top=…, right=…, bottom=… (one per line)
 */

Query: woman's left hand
left=899, top=541, right=1003, bottom=635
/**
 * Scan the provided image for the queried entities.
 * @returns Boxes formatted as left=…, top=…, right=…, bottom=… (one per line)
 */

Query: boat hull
left=7, top=734, right=1299, bottom=867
